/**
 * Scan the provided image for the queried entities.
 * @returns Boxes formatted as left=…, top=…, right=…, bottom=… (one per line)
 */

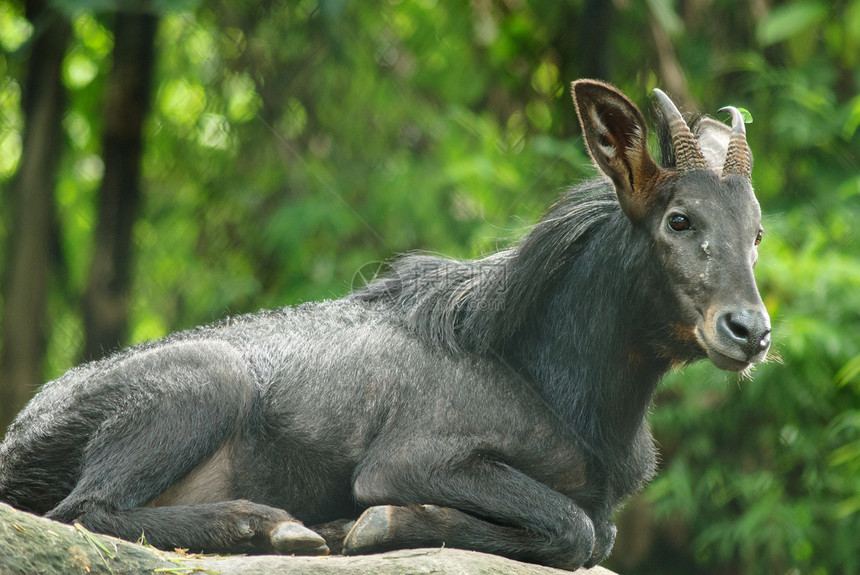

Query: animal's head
left=571, top=80, right=770, bottom=372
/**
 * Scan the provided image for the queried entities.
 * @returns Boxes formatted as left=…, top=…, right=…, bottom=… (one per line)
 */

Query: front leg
left=587, top=518, right=616, bottom=568
left=347, top=450, right=597, bottom=570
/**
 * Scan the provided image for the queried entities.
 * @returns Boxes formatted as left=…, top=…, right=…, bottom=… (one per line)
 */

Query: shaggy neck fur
left=352, top=180, right=672, bottom=458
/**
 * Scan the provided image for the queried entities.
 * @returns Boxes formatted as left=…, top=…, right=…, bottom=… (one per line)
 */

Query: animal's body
left=0, top=81, right=770, bottom=570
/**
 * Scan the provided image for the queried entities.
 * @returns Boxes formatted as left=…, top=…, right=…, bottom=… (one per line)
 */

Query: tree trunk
left=0, top=502, right=618, bottom=575
left=81, top=9, right=158, bottom=362
left=0, top=1, right=70, bottom=431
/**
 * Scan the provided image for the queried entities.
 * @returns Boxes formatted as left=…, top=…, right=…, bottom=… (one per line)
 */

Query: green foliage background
left=1, top=1, right=859, bottom=573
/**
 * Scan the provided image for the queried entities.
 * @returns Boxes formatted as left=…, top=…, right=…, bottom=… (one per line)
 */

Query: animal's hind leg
left=66, top=499, right=328, bottom=555
left=45, top=340, right=327, bottom=555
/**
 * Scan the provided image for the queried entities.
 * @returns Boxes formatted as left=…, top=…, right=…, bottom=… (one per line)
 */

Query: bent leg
left=45, top=340, right=327, bottom=555
left=345, top=505, right=615, bottom=569
left=72, top=499, right=327, bottom=555
left=344, top=504, right=562, bottom=557
left=588, top=518, right=617, bottom=568
left=350, top=451, right=597, bottom=570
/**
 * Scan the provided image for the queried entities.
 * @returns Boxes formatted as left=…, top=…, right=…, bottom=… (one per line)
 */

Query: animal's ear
left=694, top=118, right=731, bottom=176
left=571, top=80, right=661, bottom=222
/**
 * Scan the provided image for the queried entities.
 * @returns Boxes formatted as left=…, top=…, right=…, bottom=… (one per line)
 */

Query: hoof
left=270, top=522, right=329, bottom=556
left=342, top=505, right=393, bottom=554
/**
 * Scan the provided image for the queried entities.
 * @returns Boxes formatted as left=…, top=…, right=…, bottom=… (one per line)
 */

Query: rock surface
left=0, top=502, right=618, bottom=575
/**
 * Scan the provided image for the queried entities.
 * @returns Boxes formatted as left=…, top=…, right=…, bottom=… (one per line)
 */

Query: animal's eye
left=668, top=214, right=691, bottom=232
left=755, top=229, right=763, bottom=246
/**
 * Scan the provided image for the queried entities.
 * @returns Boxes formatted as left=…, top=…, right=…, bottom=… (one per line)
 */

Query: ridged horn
left=653, top=88, right=709, bottom=173
left=718, top=106, right=752, bottom=181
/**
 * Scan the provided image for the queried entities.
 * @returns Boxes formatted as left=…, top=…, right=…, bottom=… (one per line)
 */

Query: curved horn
left=653, top=88, right=709, bottom=173
left=718, top=106, right=752, bottom=181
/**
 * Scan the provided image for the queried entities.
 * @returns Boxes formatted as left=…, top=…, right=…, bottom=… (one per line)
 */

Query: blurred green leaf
left=737, top=107, right=753, bottom=123
left=0, top=4, right=33, bottom=52
left=836, top=355, right=860, bottom=388
left=757, top=1, right=828, bottom=46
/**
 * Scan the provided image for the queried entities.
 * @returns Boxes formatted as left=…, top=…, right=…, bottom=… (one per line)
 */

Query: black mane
left=350, top=180, right=620, bottom=355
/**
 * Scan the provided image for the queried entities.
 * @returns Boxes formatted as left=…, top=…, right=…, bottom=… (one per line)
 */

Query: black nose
left=716, top=309, right=771, bottom=359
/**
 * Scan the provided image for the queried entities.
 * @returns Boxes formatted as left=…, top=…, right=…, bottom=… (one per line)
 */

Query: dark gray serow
left=0, top=81, right=770, bottom=570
